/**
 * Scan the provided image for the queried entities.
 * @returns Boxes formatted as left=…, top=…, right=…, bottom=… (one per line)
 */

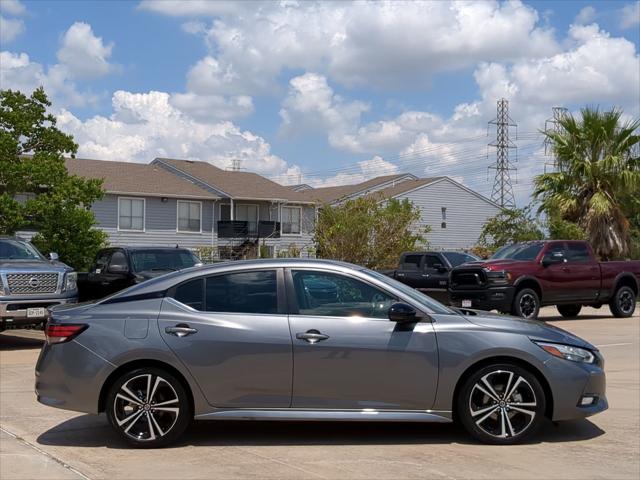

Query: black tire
left=556, top=304, right=582, bottom=318
left=609, top=286, right=637, bottom=318
left=106, top=367, right=191, bottom=448
left=457, top=363, right=546, bottom=445
left=511, top=288, right=540, bottom=319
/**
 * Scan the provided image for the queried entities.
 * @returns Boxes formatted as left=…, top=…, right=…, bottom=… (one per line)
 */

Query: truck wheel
left=609, top=286, right=637, bottom=318
left=557, top=304, right=582, bottom=318
left=511, top=288, right=540, bottom=319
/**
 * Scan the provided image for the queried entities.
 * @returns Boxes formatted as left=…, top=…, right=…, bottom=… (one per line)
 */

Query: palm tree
left=534, top=107, right=640, bottom=259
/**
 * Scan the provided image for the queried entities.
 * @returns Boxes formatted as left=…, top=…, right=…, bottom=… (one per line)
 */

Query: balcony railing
left=217, top=220, right=281, bottom=239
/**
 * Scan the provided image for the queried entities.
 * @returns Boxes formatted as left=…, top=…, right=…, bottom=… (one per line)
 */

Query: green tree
left=477, top=207, right=545, bottom=252
left=534, top=107, right=640, bottom=259
left=315, top=195, right=426, bottom=269
left=546, top=213, right=586, bottom=241
left=0, top=88, right=107, bottom=269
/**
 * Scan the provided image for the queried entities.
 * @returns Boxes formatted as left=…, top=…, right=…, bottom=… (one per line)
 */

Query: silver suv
left=0, top=237, right=78, bottom=331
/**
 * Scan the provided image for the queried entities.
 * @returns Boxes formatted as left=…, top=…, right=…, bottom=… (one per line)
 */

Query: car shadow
left=541, top=314, right=617, bottom=322
left=0, top=330, right=44, bottom=350
left=36, top=414, right=605, bottom=449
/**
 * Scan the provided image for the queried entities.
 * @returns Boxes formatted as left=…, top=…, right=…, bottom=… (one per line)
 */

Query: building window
left=178, top=201, right=202, bottom=232
left=441, top=207, right=447, bottom=229
left=118, top=197, right=145, bottom=231
left=282, top=206, right=302, bottom=235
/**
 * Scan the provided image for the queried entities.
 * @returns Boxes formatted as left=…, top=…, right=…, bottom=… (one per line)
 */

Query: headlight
left=534, top=341, right=595, bottom=364
left=64, top=272, right=77, bottom=292
left=486, top=270, right=512, bottom=285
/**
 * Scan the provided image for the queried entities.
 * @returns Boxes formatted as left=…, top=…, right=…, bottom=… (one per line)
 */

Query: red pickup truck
left=448, top=240, right=640, bottom=319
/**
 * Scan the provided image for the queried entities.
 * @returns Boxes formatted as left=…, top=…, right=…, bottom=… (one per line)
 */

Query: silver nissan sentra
left=36, top=259, right=607, bottom=448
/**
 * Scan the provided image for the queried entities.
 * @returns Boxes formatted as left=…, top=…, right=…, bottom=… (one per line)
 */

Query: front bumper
left=449, top=286, right=515, bottom=312
left=1, top=293, right=78, bottom=326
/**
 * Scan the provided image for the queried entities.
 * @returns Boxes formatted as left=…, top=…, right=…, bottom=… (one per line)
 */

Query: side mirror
left=108, top=264, right=129, bottom=274
left=48, top=252, right=59, bottom=261
left=433, top=263, right=447, bottom=273
left=542, top=252, right=565, bottom=267
left=388, top=302, right=417, bottom=323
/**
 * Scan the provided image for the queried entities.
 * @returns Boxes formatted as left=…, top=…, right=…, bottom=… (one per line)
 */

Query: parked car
left=37, top=258, right=607, bottom=447
left=78, top=246, right=202, bottom=301
left=449, top=240, right=640, bottom=319
left=380, top=251, right=479, bottom=302
left=0, top=237, right=77, bottom=331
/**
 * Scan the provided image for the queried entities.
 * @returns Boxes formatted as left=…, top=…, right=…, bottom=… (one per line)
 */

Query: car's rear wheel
left=557, top=304, right=582, bottom=318
left=609, top=286, right=637, bottom=318
left=106, top=367, right=191, bottom=448
left=511, top=288, right=540, bottom=319
left=457, top=363, right=546, bottom=445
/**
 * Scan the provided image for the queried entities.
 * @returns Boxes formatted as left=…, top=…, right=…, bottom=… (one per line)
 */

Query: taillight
left=45, top=323, right=88, bottom=345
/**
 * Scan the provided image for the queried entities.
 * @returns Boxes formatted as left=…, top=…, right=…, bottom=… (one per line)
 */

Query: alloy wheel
left=618, top=290, right=634, bottom=315
left=519, top=294, right=537, bottom=318
left=469, top=370, right=537, bottom=439
left=113, top=374, right=180, bottom=442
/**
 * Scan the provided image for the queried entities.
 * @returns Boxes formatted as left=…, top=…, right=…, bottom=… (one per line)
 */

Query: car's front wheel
left=106, top=367, right=191, bottom=448
left=457, top=363, right=546, bottom=445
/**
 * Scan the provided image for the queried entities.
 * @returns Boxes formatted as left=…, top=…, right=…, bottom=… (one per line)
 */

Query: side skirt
left=194, top=409, right=453, bottom=423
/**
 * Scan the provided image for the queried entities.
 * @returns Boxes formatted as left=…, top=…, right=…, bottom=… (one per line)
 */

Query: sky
left=1, top=0, right=639, bottom=206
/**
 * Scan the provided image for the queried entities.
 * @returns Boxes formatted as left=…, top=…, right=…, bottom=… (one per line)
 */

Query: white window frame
left=117, top=196, right=145, bottom=232
left=177, top=200, right=203, bottom=234
left=281, top=205, right=302, bottom=236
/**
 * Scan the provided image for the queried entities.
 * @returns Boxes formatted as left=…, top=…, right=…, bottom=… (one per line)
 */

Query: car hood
left=456, top=259, right=534, bottom=270
left=454, top=308, right=595, bottom=350
left=136, top=269, right=177, bottom=280
left=0, top=260, right=72, bottom=272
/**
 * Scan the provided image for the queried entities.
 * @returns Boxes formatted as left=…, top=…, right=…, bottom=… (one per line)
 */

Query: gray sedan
left=36, top=259, right=607, bottom=448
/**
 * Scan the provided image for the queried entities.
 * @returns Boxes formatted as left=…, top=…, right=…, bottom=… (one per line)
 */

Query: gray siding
left=93, top=194, right=216, bottom=249
left=395, top=179, right=501, bottom=251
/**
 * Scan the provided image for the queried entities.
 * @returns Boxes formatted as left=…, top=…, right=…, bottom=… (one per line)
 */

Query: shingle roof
left=302, top=174, right=418, bottom=203
left=65, top=158, right=218, bottom=199
left=154, top=158, right=314, bottom=203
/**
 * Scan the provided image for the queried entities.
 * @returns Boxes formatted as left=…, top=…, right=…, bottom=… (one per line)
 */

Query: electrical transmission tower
left=543, top=107, right=568, bottom=172
left=487, top=98, right=517, bottom=208
left=230, top=159, right=242, bottom=171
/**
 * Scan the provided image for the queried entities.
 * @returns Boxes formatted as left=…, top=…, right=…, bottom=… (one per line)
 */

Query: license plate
left=461, top=300, right=472, bottom=308
left=27, top=307, right=46, bottom=318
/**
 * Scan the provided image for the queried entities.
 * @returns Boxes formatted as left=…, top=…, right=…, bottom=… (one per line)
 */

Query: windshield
left=0, top=239, right=45, bottom=261
left=130, top=250, right=200, bottom=273
left=362, top=269, right=454, bottom=315
left=442, top=252, right=479, bottom=267
left=491, top=243, right=544, bottom=261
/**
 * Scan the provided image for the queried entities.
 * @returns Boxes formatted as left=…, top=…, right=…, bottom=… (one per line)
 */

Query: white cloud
left=56, top=22, right=114, bottom=79
left=306, top=156, right=401, bottom=188
left=575, top=6, right=596, bottom=25
left=0, top=0, right=26, bottom=16
left=57, top=90, right=300, bottom=176
left=169, top=92, right=253, bottom=121
left=279, top=72, right=369, bottom=150
left=0, top=51, right=95, bottom=107
left=151, top=0, right=558, bottom=95
left=0, top=15, right=24, bottom=43
left=619, top=2, right=640, bottom=29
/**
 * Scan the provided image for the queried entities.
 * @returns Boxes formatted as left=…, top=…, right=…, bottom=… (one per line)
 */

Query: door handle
left=421, top=274, right=430, bottom=277
left=165, top=324, right=198, bottom=337
left=561, top=267, right=570, bottom=273
left=296, top=330, right=329, bottom=344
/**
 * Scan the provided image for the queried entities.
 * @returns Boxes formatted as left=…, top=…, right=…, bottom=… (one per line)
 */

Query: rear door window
left=205, top=270, right=278, bottom=314
left=566, top=243, right=591, bottom=262
left=173, top=278, right=204, bottom=310
left=402, top=254, right=423, bottom=270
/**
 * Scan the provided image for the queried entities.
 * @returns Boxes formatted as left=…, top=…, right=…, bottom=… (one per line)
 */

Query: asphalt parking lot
left=1, top=306, right=638, bottom=480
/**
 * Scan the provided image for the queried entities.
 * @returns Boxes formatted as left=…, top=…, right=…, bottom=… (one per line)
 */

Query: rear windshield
left=130, top=250, right=199, bottom=273
left=0, top=239, right=44, bottom=261
left=491, top=243, right=544, bottom=261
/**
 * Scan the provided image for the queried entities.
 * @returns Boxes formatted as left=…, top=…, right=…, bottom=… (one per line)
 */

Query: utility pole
left=544, top=107, right=568, bottom=172
left=487, top=98, right=517, bottom=208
